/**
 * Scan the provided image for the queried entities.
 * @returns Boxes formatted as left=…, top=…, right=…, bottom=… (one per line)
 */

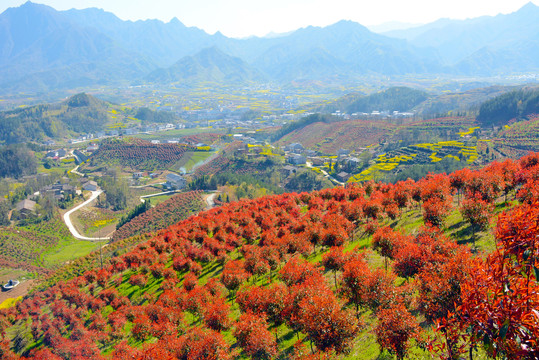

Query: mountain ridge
left=146, top=46, right=267, bottom=84
left=383, top=2, right=539, bottom=67
left=1, top=2, right=538, bottom=92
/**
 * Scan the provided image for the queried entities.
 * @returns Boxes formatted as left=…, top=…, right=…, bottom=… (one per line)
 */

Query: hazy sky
left=1, top=0, right=537, bottom=37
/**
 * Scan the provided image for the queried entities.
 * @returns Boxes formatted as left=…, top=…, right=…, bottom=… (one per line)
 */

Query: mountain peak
left=331, top=19, right=369, bottom=31
left=168, top=17, right=184, bottom=26
left=64, top=93, right=105, bottom=108
left=8, top=1, right=53, bottom=13
left=517, top=1, right=539, bottom=12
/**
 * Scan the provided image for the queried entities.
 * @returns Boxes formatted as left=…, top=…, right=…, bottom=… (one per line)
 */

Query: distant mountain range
left=1, top=1, right=538, bottom=92
left=383, top=2, right=539, bottom=74
left=145, top=47, right=266, bottom=84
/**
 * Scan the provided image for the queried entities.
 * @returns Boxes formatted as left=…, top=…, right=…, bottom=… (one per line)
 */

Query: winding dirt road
left=204, top=192, right=218, bottom=210
left=63, top=190, right=111, bottom=241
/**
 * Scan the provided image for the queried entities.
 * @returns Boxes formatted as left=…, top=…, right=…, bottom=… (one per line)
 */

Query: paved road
left=63, top=190, right=111, bottom=241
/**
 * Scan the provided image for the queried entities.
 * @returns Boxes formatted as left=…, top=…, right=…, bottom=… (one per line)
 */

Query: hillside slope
left=1, top=154, right=538, bottom=359
left=0, top=93, right=111, bottom=143
left=276, top=119, right=394, bottom=154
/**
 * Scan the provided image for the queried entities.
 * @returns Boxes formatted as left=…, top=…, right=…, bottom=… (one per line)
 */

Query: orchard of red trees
left=1, top=153, right=539, bottom=359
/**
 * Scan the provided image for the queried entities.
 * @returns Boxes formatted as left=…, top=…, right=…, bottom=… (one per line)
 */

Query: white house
left=166, top=173, right=186, bottom=190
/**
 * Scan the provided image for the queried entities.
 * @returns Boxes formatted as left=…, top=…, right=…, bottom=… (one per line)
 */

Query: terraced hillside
left=0, top=218, right=96, bottom=275
left=113, top=191, right=205, bottom=241
left=277, top=119, right=394, bottom=154
left=87, top=138, right=195, bottom=171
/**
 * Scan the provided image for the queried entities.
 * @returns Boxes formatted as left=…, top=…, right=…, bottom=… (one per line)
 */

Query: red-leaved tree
left=374, top=302, right=421, bottom=360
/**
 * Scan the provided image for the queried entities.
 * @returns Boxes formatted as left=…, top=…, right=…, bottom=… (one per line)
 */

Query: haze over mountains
left=1, top=1, right=539, bottom=92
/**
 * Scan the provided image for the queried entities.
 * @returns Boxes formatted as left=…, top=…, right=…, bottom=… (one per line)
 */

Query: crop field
left=0, top=217, right=97, bottom=274
left=134, top=129, right=225, bottom=142
left=72, top=207, right=119, bottom=237
left=146, top=194, right=176, bottom=206
left=349, top=140, right=479, bottom=182
left=401, top=116, right=476, bottom=131
left=493, top=115, right=539, bottom=153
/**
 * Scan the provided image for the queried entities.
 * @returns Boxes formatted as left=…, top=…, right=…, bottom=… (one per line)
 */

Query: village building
left=346, top=157, right=361, bottom=170
left=287, top=154, right=307, bottom=165
left=280, top=165, right=298, bottom=177
left=166, top=173, right=187, bottom=190
left=45, top=149, right=67, bottom=158
left=336, top=172, right=351, bottom=182
left=83, top=181, right=98, bottom=191
left=308, top=157, right=325, bottom=166
left=287, top=143, right=304, bottom=153
left=86, top=144, right=99, bottom=152
left=41, top=183, right=76, bottom=201
left=15, top=199, right=36, bottom=219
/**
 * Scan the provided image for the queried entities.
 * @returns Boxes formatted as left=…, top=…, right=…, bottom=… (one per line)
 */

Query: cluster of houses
left=45, top=144, right=97, bottom=156
left=12, top=179, right=98, bottom=220
left=45, top=149, right=67, bottom=159
left=57, top=123, right=189, bottom=146
left=232, top=133, right=260, bottom=146
left=179, top=105, right=308, bottom=129
left=331, top=110, right=415, bottom=120
left=280, top=143, right=367, bottom=182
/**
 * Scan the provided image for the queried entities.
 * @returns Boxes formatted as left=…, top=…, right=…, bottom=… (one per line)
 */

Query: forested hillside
left=477, top=87, right=539, bottom=127
left=1, top=153, right=538, bottom=359
left=314, top=87, right=428, bottom=114
left=0, top=93, right=110, bottom=143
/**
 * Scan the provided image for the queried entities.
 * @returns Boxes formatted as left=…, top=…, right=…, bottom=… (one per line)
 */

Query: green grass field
left=42, top=239, right=100, bottom=267
left=169, top=150, right=216, bottom=173
left=147, top=194, right=176, bottom=206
